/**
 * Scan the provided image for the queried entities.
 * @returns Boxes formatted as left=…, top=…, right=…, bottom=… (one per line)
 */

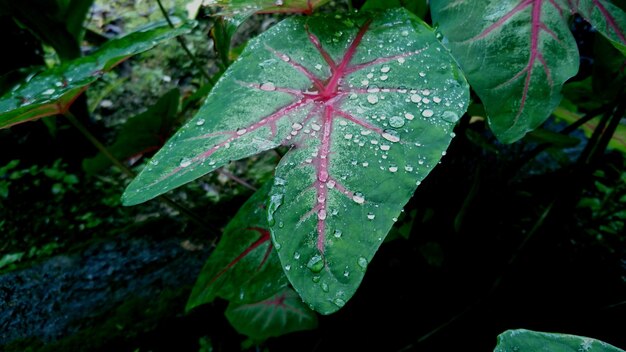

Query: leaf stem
left=155, top=0, right=216, bottom=87
left=63, top=111, right=215, bottom=231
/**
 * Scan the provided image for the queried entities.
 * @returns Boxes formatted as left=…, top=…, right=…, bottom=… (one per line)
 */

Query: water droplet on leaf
left=307, top=254, right=324, bottom=273
left=389, top=116, right=405, bottom=128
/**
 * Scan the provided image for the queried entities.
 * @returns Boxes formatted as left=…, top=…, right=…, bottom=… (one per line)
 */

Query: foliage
left=0, top=0, right=625, bottom=349
left=494, top=329, right=624, bottom=352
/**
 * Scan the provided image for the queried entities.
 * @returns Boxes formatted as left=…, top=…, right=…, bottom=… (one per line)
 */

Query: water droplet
left=389, top=116, right=405, bottom=128
left=405, top=165, right=414, bottom=172
left=321, top=282, right=329, bottom=292
left=401, top=30, right=409, bottom=36
left=318, top=170, right=329, bottom=182
left=315, top=64, right=323, bottom=70
left=260, top=82, right=276, bottom=91
left=292, top=122, right=303, bottom=130
left=352, top=192, right=365, bottom=204
left=42, top=89, right=55, bottom=95
left=179, top=158, right=192, bottom=167
left=442, top=110, right=459, bottom=122
left=419, top=72, right=426, bottom=77
left=196, top=119, right=205, bottom=126
left=317, top=209, right=327, bottom=220
left=236, top=128, right=247, bottom=135
left=361, top=79, right=369, bottom=86
left=418, top=159, right=425, bottom=165
left=333, top=298, right=346, bottom=307
left=380, top=75, right=388, bottom=81
left=433, top=96, right=442, bottom=104
left=367, top=213, right=375, bottom=220
left=367, top=73, right=374, bottom=79
left=410, top=94, right=422, bottom=103
left=275, top=0, right=284, bottom=5
left=274, top=177, right=287, bottom=186
left=334, top=229, right=342, bottom=238
left=275, top=242, right=282, bottom=250
left=312, top=276, right=320, bottom=283
left=357, top=257, right=368, bottom=269
left=307, top=254, right=324, bottom=273
left=422, top=89, right=431, bottom=96
left=389, top=165, right=398, bottom=173
left=311, top=123, right=321, bottom=131
left=380, top=66, right=391, bottom=73
left=405, top=113, right=414, bottom=120
left=294, top=252, right=301, bottom=260
left=326, top=180, right=336, bottom=189
left=398, top=57, right=405, bottom=64
left=284, top=265, right=291, bottom=271
left=344, top=133, right=353, bottom=140
left=278, top=221, right=284, bottom=228
left=367, top=94, right=379, bottom=104
left=343, top=270, right=350, bottom=277
left=422, top=109, right=434, bottom=118
left=380, top=144, right=390, bottom=151
left=382, top=130, right=400, bottom=143
left=362, top=161, right=369, bottom=167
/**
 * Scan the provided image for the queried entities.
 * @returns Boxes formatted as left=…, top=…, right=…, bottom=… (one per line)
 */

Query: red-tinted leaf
left=572, top=0, right=626, bottom=56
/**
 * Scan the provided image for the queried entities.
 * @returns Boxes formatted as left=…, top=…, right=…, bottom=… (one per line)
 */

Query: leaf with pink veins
left=123, top=9, right=469, bottom=313
left=431, top=0, right=580, bottom=143
left=573, top=0, right=626, bottom=56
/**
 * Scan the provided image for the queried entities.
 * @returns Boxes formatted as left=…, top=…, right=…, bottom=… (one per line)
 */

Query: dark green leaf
left=65, top=0, right=95, bottom=41
left=208, top=0, right=330, bottom=17
left=431, top=0, right=580, bottom=143
left=186, top=181, right=288, bottom=312
left=124, top=9, right=469, bottom=314
left=362, top=0, right=428, bottom=18
left=0, top=20, right=194, bottom=129
left=494, top=329, right=624, bottom=352
left=225, top=287, right=317, bottom=340
left=524, top=127, right=581, bottom=147
left=83, top=89, right=181, bottom=174
left=574, top=0, right=626, bottom=56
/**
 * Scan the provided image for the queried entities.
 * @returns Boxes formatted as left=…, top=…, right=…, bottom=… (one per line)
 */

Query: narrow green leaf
left=83, top=89, right=181, bottom=174
left=574, top=0, right=626, bottom=56
left=0, top=20, right=194, bottom=129
left=186, top=181, right=288, bottom=312
left=208, top=0, right=330, bottom=17
left=123, top=9, right=468, bottom=314
left=65, top=0, right=95, bottom=41
left=225, top=287, right=318, bottom=340
left=494, top=329, right=625, bottom=352
left=431, top=0, right=580, bottom=143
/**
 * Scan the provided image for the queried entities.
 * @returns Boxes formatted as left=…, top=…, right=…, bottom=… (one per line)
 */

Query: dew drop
left=389, top=116, right=405, bottom=128
left=410, top=94, right=422, bottom=103
left=179, top=158, right=192, bottom=167
left=422, top=109, right=434, bottom=118
left=419, top=72, right=426, bottom=77
left=352, top=192, right=365, bottom=204
left=405, top=165, right=414, bottom=172
left=382, top=130, right=400, bottom=143
left=398, top=57, right=405, bottom=64
left=292, top=122, right=303, bottom=130
left=307, top=254, right=324, bottom=273
left=275, top=0, right=284, bottom=5
left=357, top=257, right=368, bottom=269
left=318, top=170, right=329, bottom=182
left=361, top=79, right=369, bottom=86
left=343, top=270, right=350, bottom=277
left=294, top=252, right=301, bottom=260
left=312, top=276, right=320, bottom=283
left=422, top=89, right=431, bottom=96
left=321, top=283, right=329, bottom=292
left=317, top=209, right=327, bottom=220
left=315, top=64, right=323, bottom=70
left=367, top=213, right=375, bottom=220
left=380, top=66, right=391, bottom=73
left=405, top=113, right=414, bottom=120
left=442, top=110, right=459, bottom=122
left=380, top=144, right=390, bottom=151
left=333, top=298, right=346, bottom=307
left=260, top=82, right=276, bottom=91
left=196, top=119, right=205, bottom=126
left=367, top=94, right=379, bottom=104
left=367, top=73, right=374, bottom=79
left=326, top=180, right=336, bottom=189
left=236, top=128, right=247, bottom=135
left=334, top=229, right=343, bottom=238
left=380, top=75, right=388, bottom=81
left=433, top=96, right=442, bottom=104
left=284, top=264, right=291, bottom=271
left=344, top=133, right=353, bottom=140
left=389, top=165, right=398, bottom=173
left=42, top=89, right=55, bottom=95
left=311, top=123, right=321, bottom=131
left=362, top=162, right=369, bottom=167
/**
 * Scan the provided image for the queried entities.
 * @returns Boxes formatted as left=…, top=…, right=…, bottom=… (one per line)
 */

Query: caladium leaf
left=225, top=287, right=317, bottom=340
left=186, top=181, right=288, bottom=312
left=431, top=0, right=580, bottom=143
left=123, top=9, right=469, bottom=313
left=0, top=20, right=194, bottom=129
left=573, top=0, right=626, bottom=56
left=494, top=329, right=625, bottom=352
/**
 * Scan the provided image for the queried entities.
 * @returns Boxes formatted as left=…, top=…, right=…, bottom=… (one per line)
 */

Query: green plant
left=1, top=0, right=625, bottom=348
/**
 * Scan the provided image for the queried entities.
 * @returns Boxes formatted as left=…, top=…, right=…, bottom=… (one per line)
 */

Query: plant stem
left=156, top=0, right=216, bottom=87
left=63, top=111, right=215, bottom=231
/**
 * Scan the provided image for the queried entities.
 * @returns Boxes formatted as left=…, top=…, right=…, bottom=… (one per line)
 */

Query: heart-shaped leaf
left=494, top=329, right=625, bottom=352
left=431, top=0, right=580, bottom=143
left=225, top=287, right=318, bottom=340
left=186, top=181, right=288, bottom=312
left=122, top=8, right=469, bottom=313
left=0, top=20, right=194, bottom=129
left=573, top=0, right=626, bottom=56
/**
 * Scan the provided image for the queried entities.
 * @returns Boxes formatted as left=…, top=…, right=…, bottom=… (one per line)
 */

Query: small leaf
left=186, top=181, right=288, bottom=312
left=431, top=0, right=580, bottom=143
left=0, top=20, right=194, bottom=129
left=124, top=9, right=469, bottom=314
left=83, top=89, right=181, bottom=174
left=574, top=0, right=626, bottom=56
left=225, top=287, right=318, bottom=340
left=494, top=329, right=625, bottom=352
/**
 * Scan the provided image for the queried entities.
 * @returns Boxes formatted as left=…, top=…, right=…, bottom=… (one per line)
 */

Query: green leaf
left=65, top=0, right=95, bottom=42
left=494, top=329, right=625, bottom=352
left=574, top=0, right=626, bottom=56
left=208, top=0, right=330, bottom=17
left=83, top=89, right=181, bottom=174
left=0, top=20, right=194, bottom=129
left=123, top=9, right=469, bottom=314
left=186, top=181, right=288, bottom=312
left=225, top=287, right=318, bottom=340
left=362, top=0, right=428, bottom=18
left=431, top=0, right=580, bottom=143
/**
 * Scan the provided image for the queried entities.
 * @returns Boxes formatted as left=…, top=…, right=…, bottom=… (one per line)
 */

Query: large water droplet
left=307, top=254, right=324, bottom=273
left=422, top=109, right=434, bottom=118
left=405, top=113, right=415, bottom=121
left=442, top=110, right=459, bottom=122
left=367, top=94, right=379, bottom=104
left=260, top=82, right=276, bottom=91
left=236, top=128, right=247, bottom=135
left=294, top=252, right=301, bottom=260
left=382, top=129, right=400, bottom=143
left=389, top=116, right=405, bottom=128
left=410, top=94, right=422, bottom=103
left=380, top=65, right=391, bottom=73
left=179, top=158, right=192, bottom=167
left=333, top=298, right=346, bottom=307
left=352, top=192, right=365, bottom=204
left=357, top=257, right=368, bottom=269
left=196, top=119, right=205, bottom=126
left=317, top=209, right=327, bottom=220
left=389, top=165, right=398, bottom=173
left=292, top=122, right=303, bottom=130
